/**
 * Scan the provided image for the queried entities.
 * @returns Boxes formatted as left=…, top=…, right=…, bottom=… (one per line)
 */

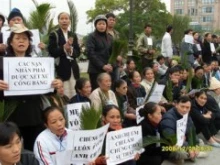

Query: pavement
left=162, top=132, right=220, bottom=165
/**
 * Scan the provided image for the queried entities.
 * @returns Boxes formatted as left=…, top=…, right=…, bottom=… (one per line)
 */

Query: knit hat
left=94, top=15, right=107, bottom=26
left=8, top=8, right=23, bottom=23
left=10, top=24, right=32, bottom=36
left=209, top=77, right=220, bottom=90
left=0, top=13, right=5, bottom=25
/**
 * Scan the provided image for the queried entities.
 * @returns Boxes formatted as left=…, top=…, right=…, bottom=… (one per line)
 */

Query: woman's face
left=58, top=13, right=70, bottom=30
left=205, top=34, right=212, bottom=42
left=195, top=69, right=204, bottom=79
left=116, top=82, right=127, bottom=96
left=0, top=134, right=22, bottom=165
left=128, top=61, right=136, bottom=70
left=96, top=20, right=107, bottom=32
left=148, top=105, right=162, bottom=125
left=144, top=69, right=154, bottom=82
left=10, top=33, right=30, bottom=56
left=132, top=71, right=141, bottom=84
left=195, top=93, right=207, bottom=107
left=79, top=81, right=92, bottom=97
left=152, top=64, right=159, bottom=73
left=45, top=110, right=66, bottom=136
left=193, top=33, right=199, bottom=40
left=103, top=108, right=121, bottom=129
left=99, top=75, right=111, bottom=92
left=182, top=70, right=188, bottom=80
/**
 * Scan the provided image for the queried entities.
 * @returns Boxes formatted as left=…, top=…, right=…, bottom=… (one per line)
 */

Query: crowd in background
left=1, top=6, right=220, bottom=165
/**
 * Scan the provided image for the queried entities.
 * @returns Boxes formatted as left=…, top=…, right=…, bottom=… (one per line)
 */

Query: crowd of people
left=1, top=6, right=220, bottom=165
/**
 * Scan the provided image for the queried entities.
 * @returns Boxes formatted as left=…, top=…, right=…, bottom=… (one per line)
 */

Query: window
left=201, top=16, right=213, bottom=22
left=175, top=9, right=184, bottom=14
left=188, top=8, right=197, bottom=15
left=202, top=0, right=215, bottom=4
left=175, top=0, right=184, bottom=7
left=202, top=26, right=212, bottom=31
left=188, top=0, right=195, bottom=6
left=202, top=7, right=214, bottom=13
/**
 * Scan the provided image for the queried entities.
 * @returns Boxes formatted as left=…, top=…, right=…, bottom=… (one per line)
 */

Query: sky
left=0, top=0, right=170, bottom=35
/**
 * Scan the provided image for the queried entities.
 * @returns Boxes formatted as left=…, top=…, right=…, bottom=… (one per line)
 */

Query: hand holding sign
left=0, top=80, right=8, bottom=90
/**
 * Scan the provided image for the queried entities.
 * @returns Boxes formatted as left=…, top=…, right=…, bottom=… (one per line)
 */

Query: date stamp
left=162, top=146, right=212, bottom=152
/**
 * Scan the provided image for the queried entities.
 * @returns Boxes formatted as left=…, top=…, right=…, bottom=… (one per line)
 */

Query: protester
left=69, top=77, right=92, bottom=103
left=141, top=67, right=155, bottom=94
left=192, top=32, right=202, bottom=67
left=0, top=13, right=5, bottom=56
left=191, top=66, right=205, bottom=89
left=86, top=15, right=113, bottom=90
left=137, top=23, right=156, bottom=68
left=202, top=33, right=213, bottom=64
left=160, top=96, right=200, bottom=164
left=180, top=29, right=194, bottom=68
left=203, top=63, right=212, bottom=87
left=190, top=91, right=220, bottom=147
left=155, top=55, right=168, bottom=77
left=33, top=107, right=76, bottom=164
left=0, top=24, right=63, bottom=151
left=114, top=79, right=136, bottom=126
left=48, top=12, right=80, bottom=99
left=89, top=73, right=118, bottom=110
left=95, top=104, right=140, bottom=165
left=0, top=122, right=39, bottom=165
left=137, top=102, right=163, bottom=165
left=105, top=13, right=119, bottom=40
left=161, top=25, right=173, bottom=64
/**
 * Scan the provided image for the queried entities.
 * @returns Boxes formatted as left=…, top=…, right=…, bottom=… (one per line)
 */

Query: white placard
left=67, top=102, right=90, bottom=131
left=148, top=84, right=165, bottom=103
left=147, top=37, right=153, bottom=46
left=176, top=114, right=188, bottom=147
left=136, top=105, right=144, bottom=124
left=184, top=35, right=194, bottom=44
left=3, top=57, right=54, bottom=96
left=210, top=43, right=216, bottom=53
left=196, top=44, right=201, bottom=51
left=3, top=29, right=42, bottom=56
left=106, top=126, right=143, bottom=165
left=56, top=124, right=109, bottom=164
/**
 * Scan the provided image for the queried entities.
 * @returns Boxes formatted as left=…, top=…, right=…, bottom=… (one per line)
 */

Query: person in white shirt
left=161, top=25, right=173, bottom=64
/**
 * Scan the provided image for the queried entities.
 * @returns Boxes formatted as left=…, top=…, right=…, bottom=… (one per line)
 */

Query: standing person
left=192, top=32, right=202, bottom=67
left=0, top=122, right=39, bottom=165
left=48, top=12, right=80, bottom=99
left=137, top=24, right=156, bottom=68
left=105, top=13, right=119, bottom=40
left=202, top=33, right=213, bottom=64
left=0, top=24, right=63, bottom=151
left=0, top=13, right=5, bottom=56
left=161, top=25, right=173, bottom=64
left=86, top=15, right=113, bottom=90
left=180, top=29, right=194, bottom=68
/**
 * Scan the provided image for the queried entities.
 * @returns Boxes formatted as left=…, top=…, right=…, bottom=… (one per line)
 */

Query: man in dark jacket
left=160, top=96, right=197, bottom=164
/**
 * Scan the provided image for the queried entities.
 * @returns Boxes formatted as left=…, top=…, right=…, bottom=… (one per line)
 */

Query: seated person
left=159, top=96, right=199, bottom=164
left=190, top=90, right=220, bottom=147
left=191, top=66, right=205, bottom=89
left=69, top=77, right=91, bottom=103
left=0, top=122, right=39, bottom=165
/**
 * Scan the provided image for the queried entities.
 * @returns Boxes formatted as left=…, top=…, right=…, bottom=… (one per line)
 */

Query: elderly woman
left=48, top=12, right=80, bottom=99
left=0, top=122, right=39, bottom=165
left=0, top=24, right=63, bottom=151
left=89, top=73, right=118, bottom=110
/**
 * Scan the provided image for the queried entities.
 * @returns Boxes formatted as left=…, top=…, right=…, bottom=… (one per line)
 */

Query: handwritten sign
left=176, top=114, right=188, bottom=147
left=56, top=124, right=109, bottom=165
left=148, top=84, right=165, bottom=103
left=3, top=57, right=54, bottom=96
left=106, top=126, right=143, bottom=165
left=147, top=37, right=153, bottom=46
left=210, top=43, right=216, bottom=53
left=184, top=35, right=194, bottom=44
left=3, top=29, right=42, bottom=56
left=66, top=102, right=90, bottom=131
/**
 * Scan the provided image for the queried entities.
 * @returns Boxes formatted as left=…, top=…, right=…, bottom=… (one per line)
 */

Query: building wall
left=170, top=0, right=220, bottom=31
